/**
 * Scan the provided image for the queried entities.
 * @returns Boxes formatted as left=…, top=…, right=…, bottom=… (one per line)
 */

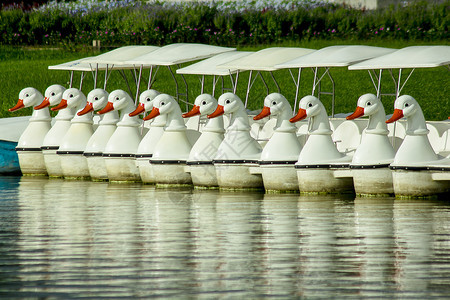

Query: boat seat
left=329, top=118, right=345, bottom=132
left=332, top=120, right=365, bottom=154
left=296, top=121, right=309, bottom=147
left=427, top=122, right=450, bottom=154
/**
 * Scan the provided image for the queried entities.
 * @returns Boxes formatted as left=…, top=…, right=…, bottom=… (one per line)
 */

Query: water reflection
left=0, top=176, right=448, bottom=298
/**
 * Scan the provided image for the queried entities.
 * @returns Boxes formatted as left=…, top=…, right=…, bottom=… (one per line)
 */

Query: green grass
left=1, top=39, right=449, bottom=120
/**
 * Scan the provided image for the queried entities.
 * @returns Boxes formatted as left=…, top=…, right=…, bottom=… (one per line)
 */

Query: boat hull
left=85, top=155, right=108, bottom=181
left=16, top=148, right=47, bottom=176
left=214, top=162, right=263, bottom=190
left=59, top=153, right=90, bottom=179
left=42, top=148, right=63, bottom=177
left=0, top=140, right=21, bottom=175
left=392, top=169, right=450, bottom=198
left=260, top=164, right=298, bottom=192
left=136, top=157, right=154, bottom=184
left=297, top=167, right=354, bottom=194
left=352, top=167, right=394, bottom=196
left=152, top=162, right=192, bottom=186
left=104, top=156, right=141, bottom=182
left=189, top=163, right=218, bottom=188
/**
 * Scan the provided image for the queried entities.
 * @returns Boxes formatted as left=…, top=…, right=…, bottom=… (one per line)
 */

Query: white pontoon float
left=349, top=45, right=450, bottom=197
left=275, top=45, right=396, bottom=194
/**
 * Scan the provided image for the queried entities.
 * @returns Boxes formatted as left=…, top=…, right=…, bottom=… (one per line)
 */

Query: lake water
left=0, top=176, right=449, bottom=299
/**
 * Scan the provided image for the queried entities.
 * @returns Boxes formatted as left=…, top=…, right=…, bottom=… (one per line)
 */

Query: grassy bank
left=1, top=39, right=449, bottom=120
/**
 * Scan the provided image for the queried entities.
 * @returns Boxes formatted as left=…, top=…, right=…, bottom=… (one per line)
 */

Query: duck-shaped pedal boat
left=98, top=90, right=142, bottom=182
left=346, top=93, right=395, bottom=196
left=183, top=94, right=225, bottom=188
left=146, top=94, right=200, bottom=186
left=290, top=95, right=353, bottom=194
left=57, top=89, right=105, bottom=179
left=253, top=93, right=302, bottom=192
left=41, top=87, right=83, bottom=177
left=208, top=93, right=263, bottom=190
left=9, top=87, right=52, bottom=176
left=79, top=89, right=119, bottom=181
left=386, top=95, right=450, bottom=198
left=129, top=89, right=164, bottom=184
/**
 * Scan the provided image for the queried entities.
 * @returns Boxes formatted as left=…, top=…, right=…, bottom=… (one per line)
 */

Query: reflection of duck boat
left=8, top=87, right=51, bottom=176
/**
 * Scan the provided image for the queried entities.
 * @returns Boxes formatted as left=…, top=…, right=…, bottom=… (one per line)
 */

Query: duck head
left=97, top=89, right=134, bottom=115
left=129, top=89, right=160, bottom=117
left=9, top=87, right=44, bottom=112
left=144, top=94, right=185, bottom=130
left=254, top=93, right=294, bottom=131
left=290, top=95, right=331, bottom=134
left=183, top=94, right=218, bottom=118
left=347, top=93, right=388, bottom=133
left=34, top=84, right=66, bottom=110
left=386, top=95, right=428, bottom=135
left=77, top=89, right=109, bottom=116
left=51, top=88, right=86, bottom=112
left=208, top=92, right=245, bottom=119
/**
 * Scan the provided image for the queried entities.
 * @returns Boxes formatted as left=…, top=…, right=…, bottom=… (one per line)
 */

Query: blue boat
left=0, top=116, right=30, bottom=175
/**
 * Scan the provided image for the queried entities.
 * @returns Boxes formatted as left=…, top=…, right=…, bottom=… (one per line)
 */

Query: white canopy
left=348, top=45, right=450, bottom=70
left=219, top=47, right=315, bottom=71
left=124, top=43, right=236, bottom=66
left=82, top=45, right=160, bottom=65
left=48, top=57, right=137, bottom=71
left=276, top=45, right=395, bottom=68
left=176, top=51, right=253, bottom=76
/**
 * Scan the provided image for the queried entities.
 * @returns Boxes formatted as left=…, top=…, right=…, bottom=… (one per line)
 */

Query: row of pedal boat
left=3, top=43, right=450, bottom=198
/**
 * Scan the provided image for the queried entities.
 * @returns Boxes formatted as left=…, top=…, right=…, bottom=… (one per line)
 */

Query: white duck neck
left=406, top=107, right=429, bottom=135
left=165, top=107, right=186, bottom=131
left=309, top=109, right=332, bottom=135
left=204, top=115, right=224, bottom=133
left=365, top=106, right=389, bottom=135
left=30, top=107, right=51, bottom=122
left=228, top=108, right=250, bottom=131
left=275, top=107, right=296, bottom=132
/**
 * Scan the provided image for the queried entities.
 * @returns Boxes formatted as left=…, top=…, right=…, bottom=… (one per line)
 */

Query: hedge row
left=0, top=0, right=448, bottom=47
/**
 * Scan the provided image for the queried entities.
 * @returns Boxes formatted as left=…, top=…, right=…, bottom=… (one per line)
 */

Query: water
left=1, top=176, right=450, bottom=299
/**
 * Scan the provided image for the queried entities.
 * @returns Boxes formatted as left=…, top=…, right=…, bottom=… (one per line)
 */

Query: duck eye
left=404, top=103, right=409, bottom=107
left=69, top=94, right=74, bottom=98
left=308, top=103, right=313, bottom=107
left=115, top=97, right=119, bottom=100
left=146, top=97, right=151, bottom=102
left=51, top=92, right=55, bottom=96
left=94, top=97, right=99, bottom=101
left=161, top=102, right=165, bottom=106
left=202, top=101, right=207, bottom=105
left=25, top=94, right=29, bottom=97
left=272, top=101, right=277, bottom=106
left=225, top=99, right=231, bottom=104
left=367, top=102, right=371, bottom=106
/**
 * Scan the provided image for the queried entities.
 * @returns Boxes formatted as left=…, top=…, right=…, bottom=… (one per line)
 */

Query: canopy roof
left=124, top=43, right=236, bottom=66
left=276, top=45, right=395, bottom=68
left=219, top=47, right=315, bottom=71
left=348, top=45, right=450, bottom=70
left=176, top=51, right=253, bottom=76
left=82, top=45, right=160, bottom=65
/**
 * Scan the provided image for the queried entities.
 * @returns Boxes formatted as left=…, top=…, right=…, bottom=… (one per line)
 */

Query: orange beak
left=34, top=97, right=50, bottom=110
left=77, top=102, right=94, bottom=116
left=346, top=106, right=365, bottom=120
left=386, top=108, right=404, bottom=123
left=9, top=99, right=25, bottom=112
left=51, top=99, right=68, bottom=111
left=97, top=102, right=114, bottom=115
left=253, top=106, right=271, bottom=121
left=290, top=108, right=307, bottom=123
left=143, top=107, right=160, bottom=121
left=207, top=104, right=224, bottom=119
left=129, top=103, right=146, bottom=117
left=182, top=105, right=201, bottom=118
